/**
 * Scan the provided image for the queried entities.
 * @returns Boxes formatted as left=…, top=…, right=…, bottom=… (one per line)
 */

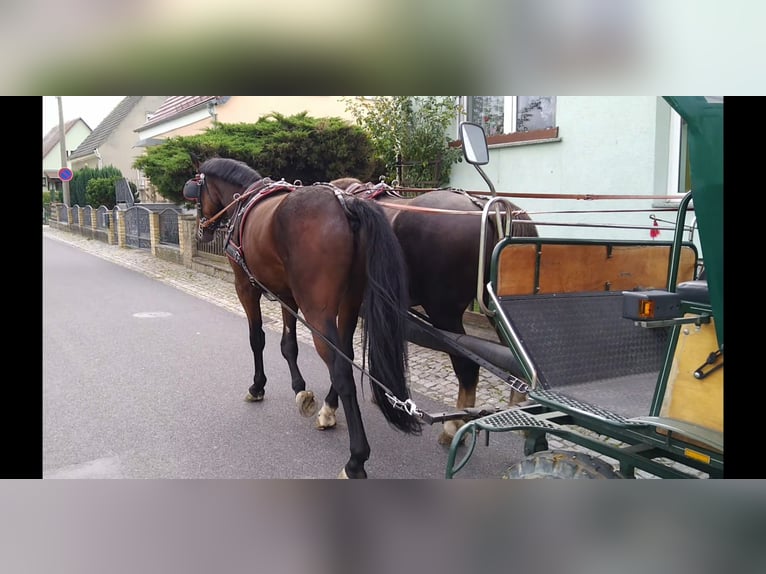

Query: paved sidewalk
left=42, top=225, right=513, bottom=413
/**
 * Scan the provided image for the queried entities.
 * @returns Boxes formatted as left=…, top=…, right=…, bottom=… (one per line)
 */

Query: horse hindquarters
left=271, top=189, right=377, bottom=477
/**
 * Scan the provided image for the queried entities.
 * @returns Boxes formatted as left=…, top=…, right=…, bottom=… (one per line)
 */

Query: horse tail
left=345, top=198, right=423, bottom=435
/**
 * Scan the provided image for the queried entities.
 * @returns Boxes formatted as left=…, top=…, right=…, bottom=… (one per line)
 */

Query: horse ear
left=189, top=152, right=202, bottom=173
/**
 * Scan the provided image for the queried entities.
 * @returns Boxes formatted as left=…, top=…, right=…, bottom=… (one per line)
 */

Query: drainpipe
left=207, top=100, right=218, bottom=123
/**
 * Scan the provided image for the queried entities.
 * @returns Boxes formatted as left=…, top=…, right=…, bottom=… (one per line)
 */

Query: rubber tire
left=503, top=450, right=623, bottom=479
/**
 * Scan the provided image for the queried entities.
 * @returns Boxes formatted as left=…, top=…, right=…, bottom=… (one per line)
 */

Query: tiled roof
left=69, top=96, right=144, bottom=160
left=42, top=118, right=85, bottom=157
left=138, top=96, right=228, bottom=130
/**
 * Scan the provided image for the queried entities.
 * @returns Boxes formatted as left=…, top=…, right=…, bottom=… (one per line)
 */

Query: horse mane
left=199, top=158, right=262, bottom=187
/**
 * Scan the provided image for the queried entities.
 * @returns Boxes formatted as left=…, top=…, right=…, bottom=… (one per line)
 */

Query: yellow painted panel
left=661, top=316, right=723, bottom=433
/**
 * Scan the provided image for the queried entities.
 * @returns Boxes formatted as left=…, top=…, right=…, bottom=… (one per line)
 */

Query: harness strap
left=224, top=179, right=297, bottom=289
left=331, top=185, right=353, bottom=217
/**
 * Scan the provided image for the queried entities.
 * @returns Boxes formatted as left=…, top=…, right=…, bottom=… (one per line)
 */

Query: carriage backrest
left=489, top=238, right=698, bottom=389
left=493, top=239, right=698, bottom=296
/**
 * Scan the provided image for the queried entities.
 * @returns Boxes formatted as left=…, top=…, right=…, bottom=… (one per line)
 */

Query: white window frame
left=460, top=96, right=516, bottom=133
left=504, top=96, right=519, bottom=134
left=459, top=96, right=557, bottom=138
left=666, top=109, right=689, bottom=199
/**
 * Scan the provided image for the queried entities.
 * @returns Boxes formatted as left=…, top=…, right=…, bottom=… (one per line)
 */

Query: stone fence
left=47, top=203, right=235, bottom=283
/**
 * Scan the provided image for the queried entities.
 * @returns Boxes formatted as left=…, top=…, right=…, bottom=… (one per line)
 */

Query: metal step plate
left=531, top=388, right=647, bottom=427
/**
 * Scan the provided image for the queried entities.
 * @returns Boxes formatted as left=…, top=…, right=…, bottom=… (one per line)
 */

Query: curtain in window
left=516, top=96, right=556, bottom=132
left=468, top=96, right=505, bottom=136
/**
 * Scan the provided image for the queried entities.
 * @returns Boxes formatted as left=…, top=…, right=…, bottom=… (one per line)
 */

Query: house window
left=463, top=96, right=558, bottom=144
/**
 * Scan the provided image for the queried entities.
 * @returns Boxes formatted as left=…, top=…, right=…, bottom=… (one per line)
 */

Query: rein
left=198, top=178, right=273, bottom=231
left=394, top=187, right=690, bottom=202
left=376, top=201, right=527, bottom=217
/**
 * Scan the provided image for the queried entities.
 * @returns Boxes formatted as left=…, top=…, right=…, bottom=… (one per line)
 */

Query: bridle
left=184, top=172, right=240, bottom=238
left=183, top=174, right=217, bottom=235
left=183, top=172, right=277, bottom=239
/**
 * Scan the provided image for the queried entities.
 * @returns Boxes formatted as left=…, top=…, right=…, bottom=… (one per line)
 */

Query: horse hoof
left=245, top=391, right=264, bottom=402
left=315, top=404, right=337, bottom=430
left=296, top=391, right=318, bottom=417
left=337, top=466, right=366, bottom=479
left=437, top=431, right=453, bottom=446
left=438, top=420, right=466, bottom=446
left=438, top=422, right=468, bottom=446
left=437, top=431, right=468, bottom=446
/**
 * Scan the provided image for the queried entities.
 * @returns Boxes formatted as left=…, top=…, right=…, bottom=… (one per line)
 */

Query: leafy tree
left=342, top=96, right=464, bottom=187
left=133, top=113, right=375, bottom=204
left=69, top=165, right=123, bottom=206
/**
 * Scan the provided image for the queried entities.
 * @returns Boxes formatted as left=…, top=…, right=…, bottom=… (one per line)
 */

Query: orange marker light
left=638, top=299, right=655, bottom=319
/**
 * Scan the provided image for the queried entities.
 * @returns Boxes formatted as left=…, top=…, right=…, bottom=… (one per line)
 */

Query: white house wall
left=449, top=96, right=686, bottom=245
left=138, top=108, right=211, bottom=140
left=43, top=121, right=91, bottom=171
left=43, top=119, right=91, bottom=193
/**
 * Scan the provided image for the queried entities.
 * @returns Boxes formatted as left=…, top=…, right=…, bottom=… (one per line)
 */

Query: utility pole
left=57, top=96, right=71, bottom=206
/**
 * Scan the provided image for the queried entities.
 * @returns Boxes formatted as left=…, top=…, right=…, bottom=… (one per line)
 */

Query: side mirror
left=460, top=122, right=489, bottom=165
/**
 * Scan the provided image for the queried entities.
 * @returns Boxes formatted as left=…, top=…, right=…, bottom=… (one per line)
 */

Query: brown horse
left=333, top=178, right=538, bottom=445
left=183, top=158, right=421, bottom=478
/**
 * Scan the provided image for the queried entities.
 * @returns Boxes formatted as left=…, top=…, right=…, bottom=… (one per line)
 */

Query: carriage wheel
left=503, top=450, right=623, bottom=479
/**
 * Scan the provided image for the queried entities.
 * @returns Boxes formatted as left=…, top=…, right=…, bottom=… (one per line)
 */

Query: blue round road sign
left=58, top=167, right=73, bottom=181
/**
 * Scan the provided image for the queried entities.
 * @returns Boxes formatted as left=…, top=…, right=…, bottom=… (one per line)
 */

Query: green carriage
left=444, top=96, right=723, bottom=479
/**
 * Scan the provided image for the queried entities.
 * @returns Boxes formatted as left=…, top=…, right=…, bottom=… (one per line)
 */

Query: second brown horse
left=334, top=179, right=538, bottom=445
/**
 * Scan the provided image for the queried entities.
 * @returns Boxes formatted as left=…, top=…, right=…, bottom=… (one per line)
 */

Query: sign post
left=58, top=167, right=73, bottom=182
left=57, top=97, right=71, bottom=206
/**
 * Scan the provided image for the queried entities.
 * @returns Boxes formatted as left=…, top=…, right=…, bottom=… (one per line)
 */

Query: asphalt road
left=43, top=235, right=527, bottom=479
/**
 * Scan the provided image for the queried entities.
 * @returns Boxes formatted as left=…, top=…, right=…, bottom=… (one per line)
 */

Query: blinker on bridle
left=184, top=173, right=218, bottom=236
left=185, top=172, right=255, bottom=236
left=185, top=173, right=229, bottom=235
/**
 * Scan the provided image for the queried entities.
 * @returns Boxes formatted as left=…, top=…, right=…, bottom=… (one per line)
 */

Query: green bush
left=70, top=165, right=123, bottom=206
left=133, top=113, right=376, bottom=204
left=86, top=177, right=118, bottom=209
left=42, top=191, right=54, bottom=223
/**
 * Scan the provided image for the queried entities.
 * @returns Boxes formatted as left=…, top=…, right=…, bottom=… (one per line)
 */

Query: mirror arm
left=474, top=164, right=496, bottom=197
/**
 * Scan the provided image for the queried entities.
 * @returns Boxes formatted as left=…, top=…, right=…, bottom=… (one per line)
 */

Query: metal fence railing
left=124, top=206, right=152, bottom=249
left=196, top=227, right=227, bottom=257
left=158, top=208, right=180, bottom=246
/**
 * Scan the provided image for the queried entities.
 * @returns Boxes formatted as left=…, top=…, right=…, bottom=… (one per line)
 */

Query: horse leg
left=280, top=300, right=317, bottom=418
left=423, top=306, right=478, bottom=446
left=310, top=310, right=369, bottom=479
left=316, top=388, right=339, bottom=430
left=315, top=299, right=358, bottom=431
left=439, top=354, right=479, bottom=446
left=237, top=287, right=268, bottom=403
